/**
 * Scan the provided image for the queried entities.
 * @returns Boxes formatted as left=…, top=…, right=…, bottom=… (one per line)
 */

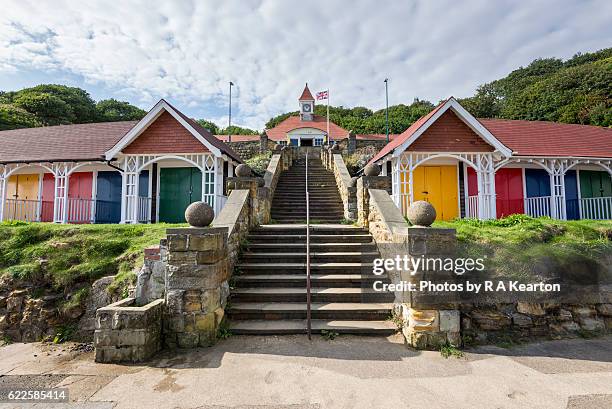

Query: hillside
left=266, top=47, right=611, bottom=132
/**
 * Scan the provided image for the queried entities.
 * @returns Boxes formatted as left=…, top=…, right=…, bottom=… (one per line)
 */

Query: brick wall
left=409, top=110, right=493, bottom=152
left=124, top=111, right=209, bottom=154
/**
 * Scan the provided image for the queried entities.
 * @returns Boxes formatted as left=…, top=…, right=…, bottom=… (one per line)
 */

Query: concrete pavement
left=0, top=334, right=610, bottom=408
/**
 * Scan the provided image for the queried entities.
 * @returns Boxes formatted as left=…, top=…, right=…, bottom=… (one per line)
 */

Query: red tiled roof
left=0, top=121, right=137, bottom=163
left=298, top=84, right=314, bottom=101
left=479, top=119, right=612, bottom=158
left=214, top=134, right=260, bottom=142
left=356, top=134, right=400, bottom=141
left=265, top=115, right=349, bottom=141
left=368, top=99, right=449, bottom=164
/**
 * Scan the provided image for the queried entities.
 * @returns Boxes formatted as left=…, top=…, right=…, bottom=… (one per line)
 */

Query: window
left=314, top=137, right=324, bottom=146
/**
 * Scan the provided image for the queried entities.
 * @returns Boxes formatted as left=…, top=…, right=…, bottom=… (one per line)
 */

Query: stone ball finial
left=349, top=176, right=358, bottom=187
left=185, top=201, right=214, bottom=227
left=331, top=142, right=340, bottom=151
left=235, top=164, right=252, bottom=177
left=406, top=201, right=436, bottom=227
left=364, top=163, right=381, bottom=177
left=274, top=144, right=283, bottom=152
left=282, top=145, right=290, bottom=151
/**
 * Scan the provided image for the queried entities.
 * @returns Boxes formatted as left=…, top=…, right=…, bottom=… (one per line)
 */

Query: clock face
left=302, top=103, right=311, bottom=112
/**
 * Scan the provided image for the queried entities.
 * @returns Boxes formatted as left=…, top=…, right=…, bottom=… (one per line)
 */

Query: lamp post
left=228, top=81, right=234, bottom=142
left=384, top=78, right=389, bottom=144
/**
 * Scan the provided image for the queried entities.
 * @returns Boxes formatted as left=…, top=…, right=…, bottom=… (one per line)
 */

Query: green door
left=579, top=170, right=612, bottom=198
left=159, top=167, right=202, bottom=223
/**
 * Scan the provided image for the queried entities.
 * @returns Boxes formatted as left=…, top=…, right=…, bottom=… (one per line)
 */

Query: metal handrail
left=305, top=149, right=312, bottom=340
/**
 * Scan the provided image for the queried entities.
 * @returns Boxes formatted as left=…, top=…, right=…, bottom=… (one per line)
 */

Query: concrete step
left=247, top=234, right=373, bottom=243
left=229, top=319, right=397, bottom=335
left=227, top=302, right=393, bottom=320
left=231, top=287, right=392, bottom=302
left=237, top=262, right=374, bottom=274
left=246, top=243, right=377, bottom=252
left=233, top=274, right=385, bottom=287
left=241, top=252, right=378, bottom=263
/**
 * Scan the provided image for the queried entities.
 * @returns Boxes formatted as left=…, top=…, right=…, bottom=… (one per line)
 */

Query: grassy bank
left=435, top=215, right=612, bottom=282
left=0, top=221, right=184, bottom=292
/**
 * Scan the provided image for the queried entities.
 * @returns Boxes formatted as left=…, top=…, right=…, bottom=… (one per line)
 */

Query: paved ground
left=0, top=334, right=611, bottom=409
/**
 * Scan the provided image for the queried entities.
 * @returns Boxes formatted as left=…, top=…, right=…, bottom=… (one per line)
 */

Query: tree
left=96, top=99, right=146, bottom=122
left=0, top=104, right=42, bottom=130
left=220, top=125, right=259, bottom=135
left=17, top=84, right=97, bottom=123
left=196, top=119, right=220, bottom=134
left=13, top=92, right=74, bottom=125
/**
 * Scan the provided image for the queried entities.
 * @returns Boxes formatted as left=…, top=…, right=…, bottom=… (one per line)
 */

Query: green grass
left=433, top=215, right=612, bottom=283
left=0, top=221, right=184, bottom=293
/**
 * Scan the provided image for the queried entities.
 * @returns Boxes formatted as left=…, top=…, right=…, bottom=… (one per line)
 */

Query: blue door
left=525, top=169, right=551, bottom=197
left=95, top=171, right=121, bottom=223
left=564, top=170, right=579, bottom=220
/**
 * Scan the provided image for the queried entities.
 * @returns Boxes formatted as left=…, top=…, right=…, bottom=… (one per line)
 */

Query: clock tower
left=298, top=83, right=315, bottom=121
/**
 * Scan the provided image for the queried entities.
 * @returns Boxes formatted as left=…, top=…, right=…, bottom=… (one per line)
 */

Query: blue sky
left=1, top=0, right=611, bottom=130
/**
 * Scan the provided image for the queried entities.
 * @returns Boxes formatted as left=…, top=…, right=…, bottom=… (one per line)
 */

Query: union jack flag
left=316, top=90, right=328, bottom=100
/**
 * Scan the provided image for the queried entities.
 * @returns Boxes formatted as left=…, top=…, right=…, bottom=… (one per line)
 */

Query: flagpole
left=326, top=90, right=330, bottom=144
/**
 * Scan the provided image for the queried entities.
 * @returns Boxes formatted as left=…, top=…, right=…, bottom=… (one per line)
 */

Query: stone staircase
left=271, top=156, right=344, bottom=223
left=228, top=155, right=395, bottom=335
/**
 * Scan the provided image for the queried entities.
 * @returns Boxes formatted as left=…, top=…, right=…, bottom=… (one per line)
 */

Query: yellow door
left=409, top=166, right=458, bottom=221
left=6, top=174, right=40, bottom=220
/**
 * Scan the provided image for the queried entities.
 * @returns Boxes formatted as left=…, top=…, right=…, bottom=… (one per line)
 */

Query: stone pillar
left=163, top=227, right=230, bottom=349
left=399, top=226, right=460, bottom=349
left=259, top=131, right=268, bottom=153
left=227, top=176, right=266, bottom=226
left=347, top=131, right=356, bottom=154
left=357, top=173, right=391, bottom=228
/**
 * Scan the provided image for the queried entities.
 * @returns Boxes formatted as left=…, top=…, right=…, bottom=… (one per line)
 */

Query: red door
left=67, top=172, right=93, bottom=223
left=41, top=174, right=55, bottom=222
left=495, top=168, right=524, bottom=217
left=466, top=167, right=524, bottom=218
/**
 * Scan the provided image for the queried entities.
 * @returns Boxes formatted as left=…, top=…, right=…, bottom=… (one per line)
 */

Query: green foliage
left=460, top=48, right=612, bottom=126
left=439, top=343, right=464, bottom=359
left=53, top=324, right=76, bottom=344
left=217, top=320, right=232, bottom=340
left=196, top=119, right=220, bottom=134
left=321, top=329, right=339, bottom=340
left=13, top=92, right=74, bottom=125
left=434, top=217, right=612, bottom=283
left=95, top=99, right=146, bottom=122
left=245, top=151, right=272, bottom=175
left=0, top=222, right=182, bottom=290
left=0, top=84, right=143, bottom=130
left=0, top=104, right=42, bottom=130
left=220, top=124, right=259, bottom=135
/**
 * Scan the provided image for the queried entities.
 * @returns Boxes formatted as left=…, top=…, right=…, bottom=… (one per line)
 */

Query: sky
left=0, top=0, right=611, bottom=130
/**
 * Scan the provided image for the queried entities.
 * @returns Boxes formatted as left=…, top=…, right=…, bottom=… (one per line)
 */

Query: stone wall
left=94, top=298, right=163, bottom=363
left=163, top=227, right=230, bottom=349
left=461, top=302, right=611, bottom=345
left=226, top=137, right=277, bottom=161
left=320, top=149, right=357, bottom=220
left=0, top=274, right=120, bottom=343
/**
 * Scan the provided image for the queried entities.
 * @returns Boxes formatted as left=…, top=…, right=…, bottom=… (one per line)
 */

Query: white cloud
left=0, top=0, right=610, bottom=130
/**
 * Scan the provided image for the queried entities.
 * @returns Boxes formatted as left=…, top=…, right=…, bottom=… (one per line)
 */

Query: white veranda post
left=0, top=167, right=6, bottom=221
left=476, top=153, right=496, bottom=220
left=53, top=163, right=71, bottom=223
left=549, top=159, right=567, bottom=220
left=121, top=157, right=139, bottom=224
